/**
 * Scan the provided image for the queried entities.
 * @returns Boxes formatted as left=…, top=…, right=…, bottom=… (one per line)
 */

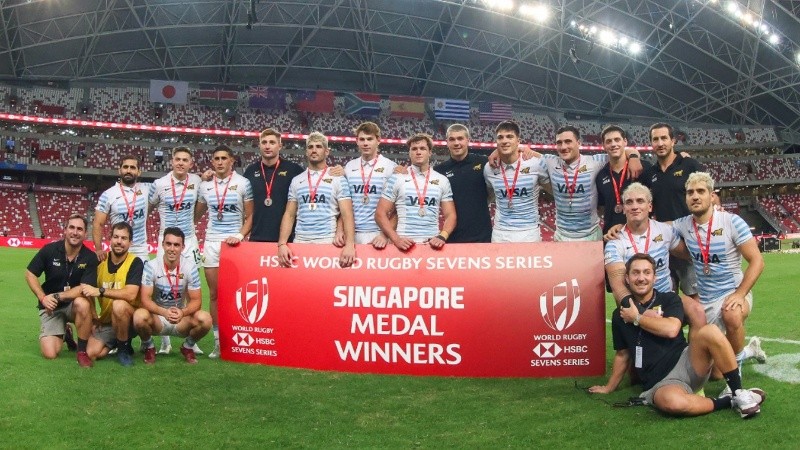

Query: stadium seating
left=0, top=190, right=35, bottom=237
left=35, top=191, right=92, bottom=239
left=753, top=157, right=800, bottom=181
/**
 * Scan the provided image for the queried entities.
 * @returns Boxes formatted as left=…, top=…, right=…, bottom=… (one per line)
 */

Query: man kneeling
left=134, top=227, right=211, bottom=364
left=589, top=253, right=765, bottom=419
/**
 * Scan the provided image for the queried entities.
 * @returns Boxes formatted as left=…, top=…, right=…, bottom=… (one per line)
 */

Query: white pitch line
left=604, top=319, right=800, bottom=345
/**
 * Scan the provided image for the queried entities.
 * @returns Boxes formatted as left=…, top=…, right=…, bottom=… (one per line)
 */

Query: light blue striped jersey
left=542, top=154, right=606, bottom=237
left=198, top=172, right=253, bottom=241
left=604, top=219, right=680, bottom=294
left=288, top=168, right=352, bottom=241
left=382, top=166, right=453, bottom=239
left=672, top=210, right=753, bottom=303
left=483, top=156, right=549, bottom=231
left=344, top=155, right=397, bottom=233
left=95, top=182, right=151, bottom=246
left=142, top=254, right=202, bottom=308
left=149, top=173, right=202, bottom=240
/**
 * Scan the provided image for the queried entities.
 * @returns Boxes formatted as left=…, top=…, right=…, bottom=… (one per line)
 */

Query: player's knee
left=196, top=311, right=212, bottom=330
left=40, top=347, right=60, bottom=359
left=111, top=300, right=133, bottom=317
left=721, top=309, right=743, bottom=328
left=72, top=296, right=90, bottom=315
left=132, top=308, right=150, bottom=326
left=655, top=393, right=691, bottom=416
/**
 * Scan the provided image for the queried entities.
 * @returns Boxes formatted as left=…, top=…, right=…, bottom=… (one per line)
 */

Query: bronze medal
left=418, top=208, right=426, bottom=217
left=614, top=204, right=623, bottom=214
left=264, top=197, right=272, bottom=207
left=703, top=264, right=710, bottom=275
left=217, top=212, right=223, bottom=221
left=362, top=196, right=369, bottom=205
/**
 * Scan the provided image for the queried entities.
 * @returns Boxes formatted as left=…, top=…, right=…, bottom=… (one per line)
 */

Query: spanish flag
left=389, top=95, right=426, bottom=119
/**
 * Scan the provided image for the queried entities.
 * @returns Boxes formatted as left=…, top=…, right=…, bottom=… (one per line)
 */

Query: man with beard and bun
left=134, top=227, right=211, bottom=365
left=589, top=254, right=766, bottom=419
left=672, top=172, right=766, bottom=385
left=244, top=128, right=304, bottom=243
left=483, top=120, right=550, bottom=242
left=25, top=214, right=98, bottom=367
left=343, top=122, right=397, bottom=248
left=93, top=155, right=150, bottom=262
left=148, top=146, right=204, bottom=355
left=196, top=145, right=253, bottom=358
left=277, top=132, right=356, bottom=268
left=82, top=222, right=144, bottom=367
left=376, top=133, right=456, bottom=250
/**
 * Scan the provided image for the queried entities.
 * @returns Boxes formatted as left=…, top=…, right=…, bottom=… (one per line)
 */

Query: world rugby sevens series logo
left=539, top=278, right=581, bottom=331
left=236, top=277, right=269, bottom=324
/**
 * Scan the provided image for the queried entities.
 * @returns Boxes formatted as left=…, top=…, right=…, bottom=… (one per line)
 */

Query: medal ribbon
left=410, top=166, right=431, bottom=215
left=164, top=259, right=181, bottom=306
left=170, top=176, right=188, bottom=226
left=625, top=222, right=651, bottom=254
left=118, top=182, right=139, bottom=225
left=360, top=155, right=379, bottom=201
left=307, top=167, right=328, bottom=206
left=214, top=174, right=233, bottom=219
left=561, top=157, right=581, bottom=203
left=501, top=158, right=521, bottom=205
left=692, top=212, right=714, bottom=269
left=259, top=159, right=281, bottom=201
left=610, top=159, right=629, bottom=209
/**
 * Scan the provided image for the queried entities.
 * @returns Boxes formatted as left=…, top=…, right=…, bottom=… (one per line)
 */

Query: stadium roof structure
left=1, top=0, right=799, bottom=132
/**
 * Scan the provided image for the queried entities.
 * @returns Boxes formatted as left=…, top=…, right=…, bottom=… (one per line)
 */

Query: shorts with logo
left=38, top=302, right=75, bottom=339
left=492, top=227, right=541, bottom=243
left=129, top=244, right=150, bottom=262
left=157, top=315, right=183, bottom=337
left=554, top=226, right=602, bottom=242
left=355, top=231, right=380, bottom=245
left=157, top=234, right=202, bottom=267
left=670, top=258, right=698, bottom=296
left=203, top=240, right=223, bottom=268
left=640, top=347, right=709, bottom=406
left=93, top=322, right=138, bottom=348
left=703, top=292, right=753, bottom=331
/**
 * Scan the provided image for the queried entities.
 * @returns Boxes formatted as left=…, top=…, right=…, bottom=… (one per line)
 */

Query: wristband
left=53, top=293, right=61, bottom=302
left=278, top=243, right=287, bottom=248
left=233, top=233, right=244, bottom=241
left=633, top=313, right=641, bottom=327
left=438, top=230, right=450, bottom=240
left=628, top=153, right=639, bottom=159
left=435, top=234, right=447, bottom=242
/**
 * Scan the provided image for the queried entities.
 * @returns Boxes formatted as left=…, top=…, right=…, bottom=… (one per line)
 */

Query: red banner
left=0, top=237, right=160, bottom=254
left=218, top=242, right=606, bottom=377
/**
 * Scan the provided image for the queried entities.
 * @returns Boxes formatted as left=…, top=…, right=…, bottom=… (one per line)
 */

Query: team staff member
left=134, top=227, right=211, bottom=365
left=483, top=121, right=550, bottom=242
left=595, top=125, right=651, bottom=234
left=343, top=122, right=397, bottom=248
left=196, top=145, right=253, bottom=358
left=93, top=155, right=150, bottom=261
left=25, top=214, right=98, bottom=367
left=244, top=128, right=304, bottom=243
left=82, top=222, right=143, bottom=367
left=589, top=254, right=765, bottom=419
left=376, top=133, right=456, bottom=251
left=277, top=132, right=356, bottom=268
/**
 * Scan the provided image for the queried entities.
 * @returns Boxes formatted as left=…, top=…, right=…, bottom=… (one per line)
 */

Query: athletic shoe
left=746, top=336, right=767, bottom=364
left=191, top=343, right=204, bottom=355
left=719, top=385, right=732, bottom=399
left=77, top=351, right=93, bottom=368
left=208, top=343, right=221, bottom=359
left=732, top=389, right=762, bottom=419
left=108, top=347, right=118, bottom=355
left=117, top=349, right=134, bottom=367
left=180, top=346, right=198, bottom=364
left=143, top=347, right=156, bottom=365
left=158, top=338, right=172, bottom=355
left=64, top=324, right=77, bottom=351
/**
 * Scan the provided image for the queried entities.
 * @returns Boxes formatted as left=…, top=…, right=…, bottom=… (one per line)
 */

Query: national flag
left=149, top=80, right=189, bottom=104
left=248, top=87, right=287, bottom=110
left=197, top=83, right=239, bottom=108
left=341, top=92, right=382, bottom=117
left=478, top=101, right=513, bottom=122
left=389, top=95, right=426, bottom=119
left=434, top=98, right=470, bottom=120
left=294, top=90, right=334, bottom=113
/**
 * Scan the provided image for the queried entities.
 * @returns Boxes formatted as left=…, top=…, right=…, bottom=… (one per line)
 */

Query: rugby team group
left=25, top=120, right=768, bottom=419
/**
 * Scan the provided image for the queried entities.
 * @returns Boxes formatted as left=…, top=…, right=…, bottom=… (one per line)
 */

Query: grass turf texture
left=1, top=247, right=798, bottom=448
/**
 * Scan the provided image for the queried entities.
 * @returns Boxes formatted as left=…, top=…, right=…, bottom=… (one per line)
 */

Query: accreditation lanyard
left=118, top=183, right=139, bottom=225
left=634, top=293, right=657, bottom=368
left=561, top=157, right=581, bottom=205
left=360, top=155, right=379, bottom=203
left=501, top=158, right=521, bottom=208
left=259, top=159, right=280, bottom=203
left=170, top=176, right=188, bottom=225
left=410, top=166, right=431, bottom=216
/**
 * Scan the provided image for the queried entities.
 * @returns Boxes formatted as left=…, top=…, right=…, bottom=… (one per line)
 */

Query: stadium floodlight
left=726, top=1, right=739, bottom=14
left=598, top=29, right=616, bottom=46
left=768, top=33, right=780, bottom=45
left=759, top=23, right=769, bottom=34
left=629, top=42, right=642, bottom=55
left=484, top=0, right=514, bottom=11
left=589, top=25, right=597, bottom=34
left=619, top=36, right=629, bottom=46
left=743, top=13, right=753, bottom=25
left=519, top=4, right=550, bottom=23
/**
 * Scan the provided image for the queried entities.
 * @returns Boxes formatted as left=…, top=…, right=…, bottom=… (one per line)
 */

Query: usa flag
left=478, top=102, right=513, bottom=122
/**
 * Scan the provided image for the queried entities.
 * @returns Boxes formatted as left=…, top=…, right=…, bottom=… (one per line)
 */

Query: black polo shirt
left=596, top=159, right=652, bottom=233
left=27, top=240, right=98, bottom=309
left=611, top=290, right=687, bottom=391
left=244, top=157, right=304, bottom=242
left=641, top=154, right=703, bottom=222
left=434, top=153, right=492, bottom=243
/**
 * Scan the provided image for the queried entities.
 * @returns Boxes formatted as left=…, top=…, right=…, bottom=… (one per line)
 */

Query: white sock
left=213, top=328, right=219, bottom=345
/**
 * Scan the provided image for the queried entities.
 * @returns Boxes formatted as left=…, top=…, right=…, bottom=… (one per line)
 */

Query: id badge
left=63, top=286, right=70, bottom=292
left=635, top=345, right=643, bottom=368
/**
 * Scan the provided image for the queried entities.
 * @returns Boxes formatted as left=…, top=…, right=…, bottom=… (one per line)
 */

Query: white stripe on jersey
left=142, top=254, right=202, bottom=308
left=542, top=154, right=605, bottom=236
left=198, top=172, right=253, bottom=241
left=288, top=169, right=352, bottom=241
left=344, top=155, right=397, bottom=233
left=382, top=166, right=453, bottom=239
left=149, top=173, right=202, bottom=239
left=603, top=219, right=680, bottom=294
left=95, top=182, right=150, bottom=246
left=673, top=210, right=752, bottom=302
left=484, top=156, right=548, bottom=231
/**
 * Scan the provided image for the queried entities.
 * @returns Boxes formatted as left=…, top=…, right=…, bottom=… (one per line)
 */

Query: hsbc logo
left=533, top=342, right=562, bottom=358
left=232, top=332, right=254, bottom=347
left=539, top=278, right=581, bottom=332
left=7, top=238, right=20, bottom=247
left=147, top=243, right=157, bottom=254
left=236, top=277, right=269, bottom=324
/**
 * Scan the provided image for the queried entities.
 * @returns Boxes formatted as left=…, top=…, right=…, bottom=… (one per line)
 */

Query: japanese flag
left=149, top=80, right=189, bottom=104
